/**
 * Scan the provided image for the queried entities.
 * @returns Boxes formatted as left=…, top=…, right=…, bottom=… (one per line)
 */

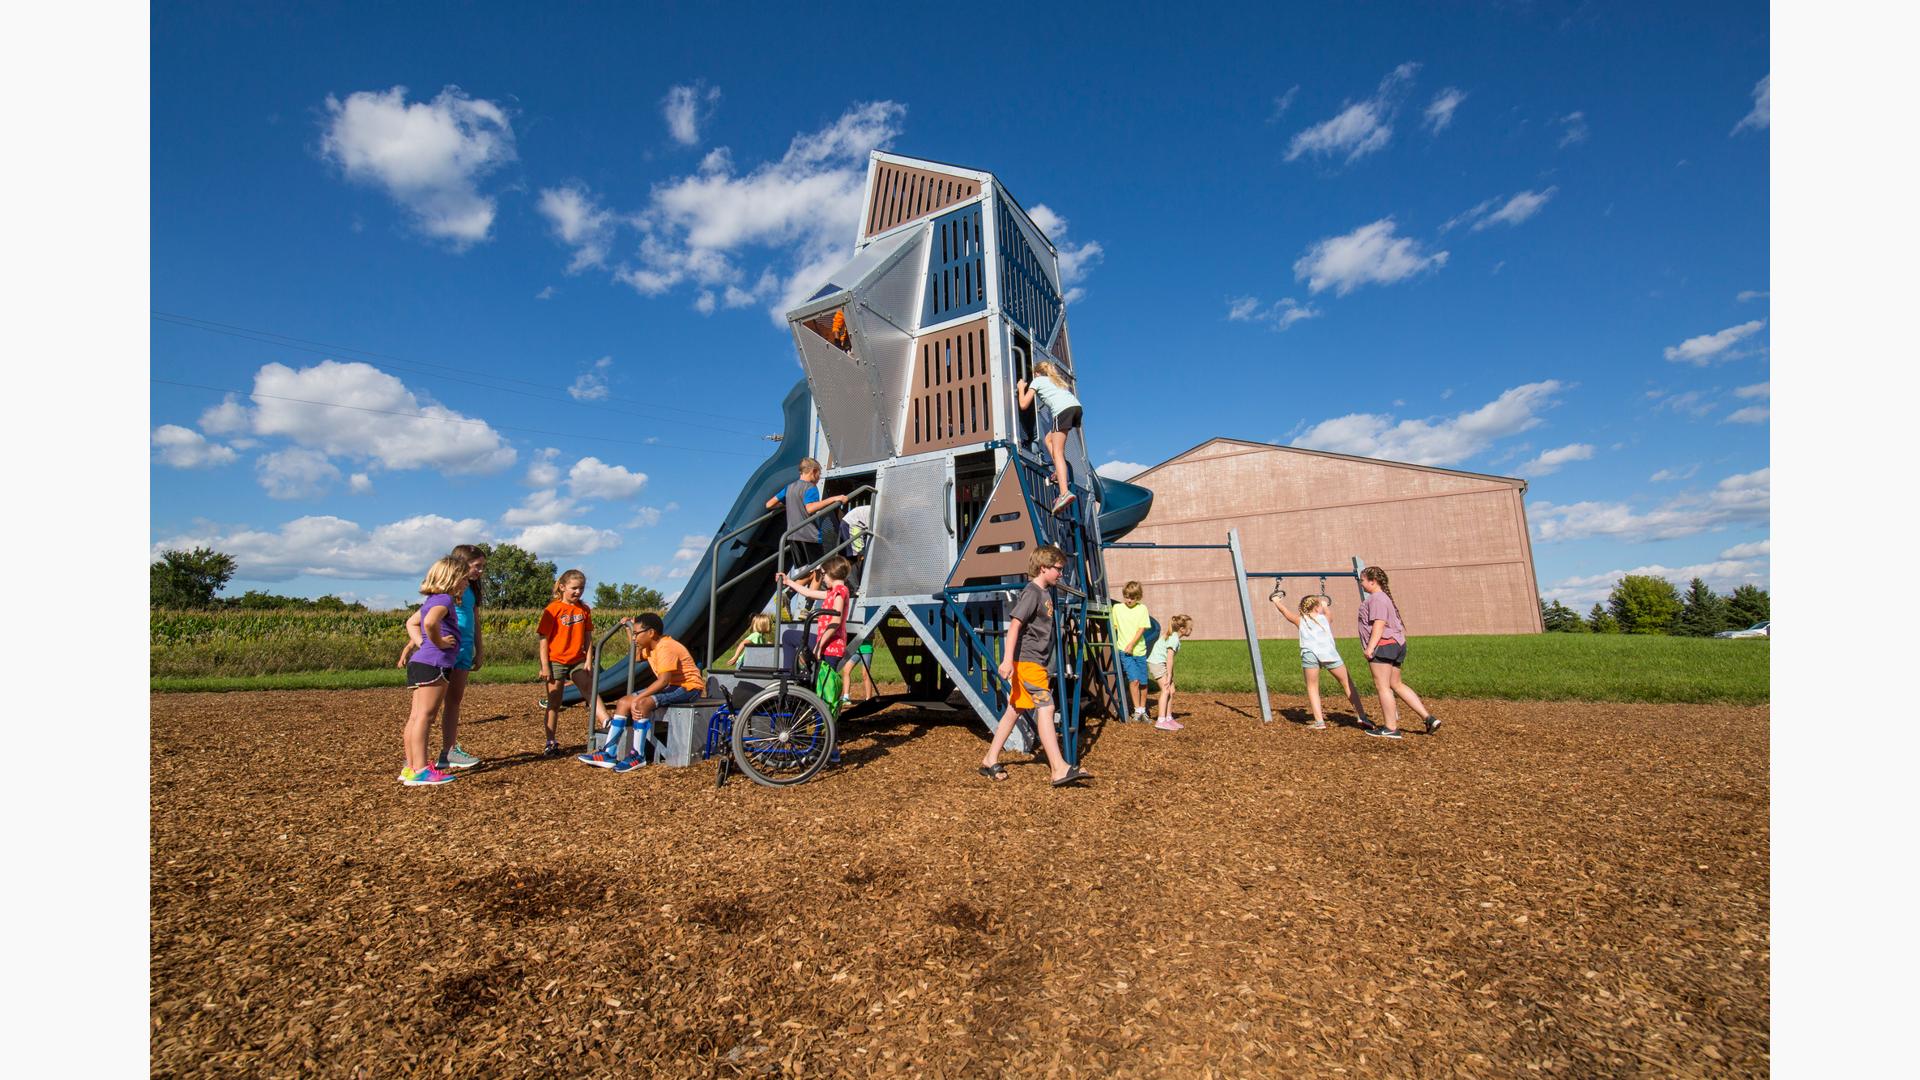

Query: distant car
left=1715, top=621, right=1769, bottom=639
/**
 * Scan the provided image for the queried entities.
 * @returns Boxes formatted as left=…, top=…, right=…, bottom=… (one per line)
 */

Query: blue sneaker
left=577, top=749, right=619, bottom=768
left=610, top=755, right=647, bottom=774
left=1364, top=726, right=1403, bottom=740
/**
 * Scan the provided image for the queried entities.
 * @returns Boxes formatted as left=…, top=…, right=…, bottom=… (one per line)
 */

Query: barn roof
left=1131, top=437, right=1529, bottom=493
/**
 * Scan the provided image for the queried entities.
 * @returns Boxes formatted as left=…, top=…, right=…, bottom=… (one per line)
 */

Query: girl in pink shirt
left=1357, top=566, right=1440, bottom=740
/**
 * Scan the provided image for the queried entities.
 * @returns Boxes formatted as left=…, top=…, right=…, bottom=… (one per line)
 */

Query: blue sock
left=602, top=717, right=628, bottom=755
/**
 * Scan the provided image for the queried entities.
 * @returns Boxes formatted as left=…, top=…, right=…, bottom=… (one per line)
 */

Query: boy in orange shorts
left=979, top=545, right=1091, bottom=787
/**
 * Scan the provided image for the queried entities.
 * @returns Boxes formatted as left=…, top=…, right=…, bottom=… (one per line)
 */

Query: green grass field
left=152, top=632, right=1767, bottom=704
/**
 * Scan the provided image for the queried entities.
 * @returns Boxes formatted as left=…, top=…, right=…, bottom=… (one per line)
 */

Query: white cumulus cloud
left=1026, top=204, right=1104, bottom=305
left=1097, top=460, right=1149, bottom=481
left=667, top=533, right=709, bottom=578
left=572, top=100, right=908, bottom=321
left=152, top=514, right=491, bottom=581
left=1518, top=442, right=1594, bottom=477
left=1720, top=538, right=1770, bottom=559
left=1531, top=467, right=1770, bottom=543
left=152, top=425, right=237, bottom=468
left=1287, top=63, right=1419, bottom=165
left=1293, top=218, right=1448, bottom=296
left=499, top=488, right=579, bottom=528
left=228, top=360, right=516, bottom=475
left=509, top=522, right=621, bottom=557
left=1291, top=381, right=1564, bottom=467
left=567, top=456, right=648, bottom=500
left=1542, top=557, right=1769, bottom=607
left=1664, top=320, right=1767, bottom=364
left=318, top=85, right=515, bottom=248
left=525, top=447, right=562, bottom=487
left=537, top=185, right=617, bottom=272
left=1723, top=406, right=1769, bottom=424
left=256, top=447, right=342, bottom=499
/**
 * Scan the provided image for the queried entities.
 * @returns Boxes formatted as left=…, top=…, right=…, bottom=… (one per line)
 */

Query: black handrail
left=583, top=621, right=634, bottom=750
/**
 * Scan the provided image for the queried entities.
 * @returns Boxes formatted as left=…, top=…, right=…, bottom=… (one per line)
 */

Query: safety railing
left=582, top=620, right=636, bottom=750
left=705, top=484, right=878, bottom=673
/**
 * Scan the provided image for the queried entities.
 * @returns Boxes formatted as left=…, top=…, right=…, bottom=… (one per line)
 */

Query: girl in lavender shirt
left=1357, top=566, right=1439, bottom=740
left=394, top=555, right=468, bottom=785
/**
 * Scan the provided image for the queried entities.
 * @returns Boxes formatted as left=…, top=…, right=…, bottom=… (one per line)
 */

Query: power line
left=151, top=378, right=761, bottom=458
left=150, top=311, right=774, bottom=437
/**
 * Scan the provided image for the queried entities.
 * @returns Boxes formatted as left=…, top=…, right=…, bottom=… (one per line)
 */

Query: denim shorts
left=650, top=685, right=702, bottom=708
left=1119, top=653, right=1150, bottom=684
left=1301, top=652, right=1344, bottom=670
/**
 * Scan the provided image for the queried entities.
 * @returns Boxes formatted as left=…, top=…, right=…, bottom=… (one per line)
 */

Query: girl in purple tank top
left=395, top=555, right=469, bottom=785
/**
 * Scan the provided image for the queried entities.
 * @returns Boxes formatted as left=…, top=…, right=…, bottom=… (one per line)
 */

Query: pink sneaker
left=1154, top=716, right=1183, bottom=731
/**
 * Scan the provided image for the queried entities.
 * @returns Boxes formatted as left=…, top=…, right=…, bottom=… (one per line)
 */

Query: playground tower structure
left=782, top=152, right=1130, bottom=758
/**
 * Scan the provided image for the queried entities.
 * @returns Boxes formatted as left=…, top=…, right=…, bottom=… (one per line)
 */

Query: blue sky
left=149, top=1, right=1769, bottom=612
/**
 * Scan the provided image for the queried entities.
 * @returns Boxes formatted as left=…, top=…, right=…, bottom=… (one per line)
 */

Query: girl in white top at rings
left=1270, top=585, right=1370, bottom=730
left=1015, top=360, right=1084, bottom=516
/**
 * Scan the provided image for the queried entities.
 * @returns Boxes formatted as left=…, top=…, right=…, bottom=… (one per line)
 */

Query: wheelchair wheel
left=729, top=683, right=836, bottom=787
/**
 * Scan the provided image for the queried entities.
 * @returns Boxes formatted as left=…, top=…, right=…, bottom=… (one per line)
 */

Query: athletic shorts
left=1147, top=661, right=1168, bottom=684
left=1010, top=661, right=1053, bottom=711
left=1301, top=652, right=1344, bottom=670
left=406, top=662, right=451, bottom=688
left=1053, top=406, right=1082, bottom=434
left=1369, top=642, right=1407, bottom=667
left=545, top=662, right=583, bottom=685
left=1119, top=652, right=1150, bottom=684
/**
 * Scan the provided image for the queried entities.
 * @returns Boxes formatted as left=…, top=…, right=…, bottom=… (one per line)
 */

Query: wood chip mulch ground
left=152, top=686, right=1768, bottom=1077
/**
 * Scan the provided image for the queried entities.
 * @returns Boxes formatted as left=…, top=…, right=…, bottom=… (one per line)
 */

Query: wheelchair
left=701, top=659, right=838, bottom=788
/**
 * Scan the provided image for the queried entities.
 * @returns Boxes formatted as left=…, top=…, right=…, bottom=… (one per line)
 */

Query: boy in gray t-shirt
left=763, top=456, right=846, bottom=569
left=978, top=545, right=1090, bottom=787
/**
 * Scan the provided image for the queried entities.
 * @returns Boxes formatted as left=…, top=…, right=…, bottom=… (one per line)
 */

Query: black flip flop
left=978, top=764, right=1009, bottom=781
left=1050, top=766, right=1092, bottom=787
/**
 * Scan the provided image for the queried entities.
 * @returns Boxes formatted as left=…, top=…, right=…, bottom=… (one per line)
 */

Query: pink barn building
left=1103, top=438, right=1545, bottom=641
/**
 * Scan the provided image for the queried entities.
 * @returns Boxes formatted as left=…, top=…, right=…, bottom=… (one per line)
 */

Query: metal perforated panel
left=865, top=457, right=955, bottom=598
left=851, top=301, right=913, bottom=452
left=794, top=324, right=891, bottom=466
left=861, top=226, right=927, bottom=332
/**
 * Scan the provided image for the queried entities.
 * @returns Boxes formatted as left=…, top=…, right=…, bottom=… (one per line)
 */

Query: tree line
left=1540, top=575, right=1770, bottom=636
left=150, top=544, right=667, bottom=612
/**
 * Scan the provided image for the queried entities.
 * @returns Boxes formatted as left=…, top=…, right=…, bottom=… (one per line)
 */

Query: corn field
left=151, top=608, right=654, bottom=677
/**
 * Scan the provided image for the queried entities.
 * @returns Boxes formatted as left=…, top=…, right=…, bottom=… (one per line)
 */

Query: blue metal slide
left=562, top=379, right=811, bottom=705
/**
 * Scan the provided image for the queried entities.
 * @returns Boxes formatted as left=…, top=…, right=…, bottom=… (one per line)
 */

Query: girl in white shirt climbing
left=1015, top=360, right=1084, bottom=515
left=1270, top=588, right=1370, bottom=731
